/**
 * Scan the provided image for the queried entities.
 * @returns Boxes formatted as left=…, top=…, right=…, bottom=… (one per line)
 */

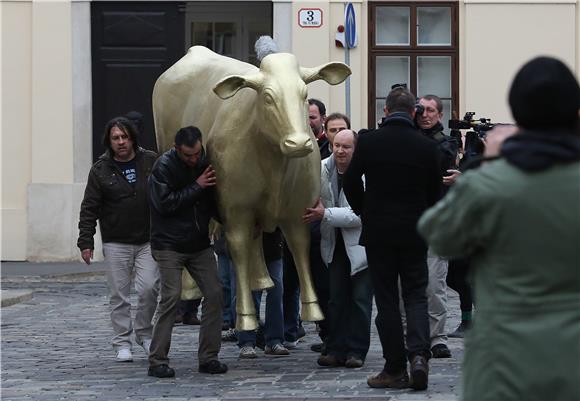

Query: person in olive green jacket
left=418, top=56, right=580, bottom=401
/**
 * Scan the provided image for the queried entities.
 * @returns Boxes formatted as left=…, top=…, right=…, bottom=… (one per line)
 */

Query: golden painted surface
left=153, top=46, right=351, bottom=330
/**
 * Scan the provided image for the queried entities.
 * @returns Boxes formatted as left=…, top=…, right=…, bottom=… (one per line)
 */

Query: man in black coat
left=343, top=87, right=441, bottom=391
left=147, top=126, right=227, bottom=378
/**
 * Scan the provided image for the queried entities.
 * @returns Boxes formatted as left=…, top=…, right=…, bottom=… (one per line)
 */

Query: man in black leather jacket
left=147, top=126, right=227, bottom=378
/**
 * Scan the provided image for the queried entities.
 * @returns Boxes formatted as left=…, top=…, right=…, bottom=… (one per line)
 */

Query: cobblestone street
left=1, top=272, right=464, bottom=401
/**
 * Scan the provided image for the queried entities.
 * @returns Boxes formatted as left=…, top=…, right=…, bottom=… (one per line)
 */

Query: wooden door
left=91, top=2, right=185, bottom=160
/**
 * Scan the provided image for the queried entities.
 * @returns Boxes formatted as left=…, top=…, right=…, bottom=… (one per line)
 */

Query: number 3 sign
left=298, top=8, right=323, bottom=28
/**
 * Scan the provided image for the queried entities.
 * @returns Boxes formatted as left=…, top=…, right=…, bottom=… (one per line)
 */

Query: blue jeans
left=232, top=258, right=285, bottom=348
left=217, top=253, right=235, bottom=327
left=282, top=244, right=301, bottom=342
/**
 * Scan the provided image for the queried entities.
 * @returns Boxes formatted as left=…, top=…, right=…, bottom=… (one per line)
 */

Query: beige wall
left=1, top=1, right=33, bottom=260
left=31, top=0, right=74, bottom=184
left=290, top=0, right=367, bottom=131
left=460, top=0, right=578, bottom=124
left=1, top=0, right=578, bottom=261
left=1, top=0, right=95, bottom=261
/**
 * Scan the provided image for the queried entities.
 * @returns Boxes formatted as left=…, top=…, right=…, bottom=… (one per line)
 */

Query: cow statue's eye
left=264, top=93, right=274, bottom=105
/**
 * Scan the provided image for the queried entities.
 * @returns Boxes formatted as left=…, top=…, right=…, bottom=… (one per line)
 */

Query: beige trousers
left=149, top=248, right=223, bottom=367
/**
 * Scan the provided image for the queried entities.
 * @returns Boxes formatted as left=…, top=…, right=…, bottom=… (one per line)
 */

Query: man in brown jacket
left=78, top=116, right=159, bottom=362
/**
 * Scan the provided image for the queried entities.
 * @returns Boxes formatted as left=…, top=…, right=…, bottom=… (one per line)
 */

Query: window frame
left=368, top=2, right=459, bottom=129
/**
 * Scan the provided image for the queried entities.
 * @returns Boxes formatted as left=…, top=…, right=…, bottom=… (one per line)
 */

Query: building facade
left=1, top=0, right=579, bottom=261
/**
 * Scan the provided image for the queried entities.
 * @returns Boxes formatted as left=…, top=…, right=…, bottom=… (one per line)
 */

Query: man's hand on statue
left=81, top=249, right=93, bottom=265
left=443, top=169, right=462, bottom=186
left=196, top=165, right=217, bottom=188
left=302, top=199, right=324, bottom=223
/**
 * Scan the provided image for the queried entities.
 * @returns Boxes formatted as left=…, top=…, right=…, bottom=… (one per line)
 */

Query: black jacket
left=343, top=113, right=441, bottom=251
left=421, top=122, right=459, bottom=176
left=77, top=148, right=157, bottom=250
left=148, top=148, right=217, bottom=253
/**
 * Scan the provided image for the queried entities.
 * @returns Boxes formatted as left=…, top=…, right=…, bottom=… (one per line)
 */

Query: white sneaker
left=265, top=343, right=290, bottom=356
left=239, top=346, right=258, bottom=359
left=115, top=348, right=133, bottom=362
left=221, top=328, right=238, bottom=342
left=140, top=339, right=152, bottom=354
left=283, top=340, right=299, bottom=350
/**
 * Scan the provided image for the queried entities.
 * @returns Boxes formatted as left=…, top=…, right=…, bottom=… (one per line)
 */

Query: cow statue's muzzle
left=280, top=133, right=314, bottom=157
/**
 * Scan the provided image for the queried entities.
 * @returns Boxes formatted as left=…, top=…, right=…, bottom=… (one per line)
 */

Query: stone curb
left=1, top=289, right=34, bottom=307
left=1, top=271, right=106, bottom=283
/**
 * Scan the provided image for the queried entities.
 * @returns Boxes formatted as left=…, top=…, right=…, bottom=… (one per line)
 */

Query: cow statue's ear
left=213, top=73, right=263, bottom=99
left=300, top=62, right=352, bottom=86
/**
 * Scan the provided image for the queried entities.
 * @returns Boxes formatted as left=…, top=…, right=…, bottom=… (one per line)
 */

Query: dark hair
left=324, top=112, right=351, bottom=131
left=125, top=110, right=144, bottom=134
left=102, top=116, right=139, bottom=153
left=308, top=98, right=326, bottom=117
left=386, top=87, right=416, bottom=114
left=509, top=56, right=579, bottom=132
left=174, top=126, right=203, bottom=148
left=419, top=94, right=443, bottom=113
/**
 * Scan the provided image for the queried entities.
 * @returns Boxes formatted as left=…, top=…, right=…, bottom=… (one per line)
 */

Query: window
left=369, top=2, right=458, bottom=129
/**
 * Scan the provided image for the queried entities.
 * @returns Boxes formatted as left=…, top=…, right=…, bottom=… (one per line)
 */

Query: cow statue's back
left=153, top=43, right=351, bottom=330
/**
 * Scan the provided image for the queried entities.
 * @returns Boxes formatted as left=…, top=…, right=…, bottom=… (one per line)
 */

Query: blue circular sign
left=345, top=3, right=356, bottom=48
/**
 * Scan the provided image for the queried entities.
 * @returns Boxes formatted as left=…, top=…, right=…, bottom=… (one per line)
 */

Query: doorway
left=91, top=1, right=273, bottom=161
left=185, top=2, right=272, bottom=66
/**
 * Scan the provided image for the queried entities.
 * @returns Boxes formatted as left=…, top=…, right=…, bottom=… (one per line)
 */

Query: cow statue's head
left=213, top=53, right=351, bottom=158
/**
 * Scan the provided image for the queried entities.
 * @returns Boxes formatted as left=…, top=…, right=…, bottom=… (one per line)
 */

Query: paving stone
left=1, top=279, right=464, bottom=400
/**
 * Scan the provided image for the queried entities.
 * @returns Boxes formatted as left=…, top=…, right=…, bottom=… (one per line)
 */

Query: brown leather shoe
left=410, top=355, right=429, bottom=390
left=345, top=356, right=364, bottom=368
left=317, top=354, right=345, bottom=367
left=367, top=370, right=409, bottom=389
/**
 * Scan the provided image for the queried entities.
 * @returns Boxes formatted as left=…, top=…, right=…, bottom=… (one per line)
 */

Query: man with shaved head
left=303, top=129, right=373, bottom=368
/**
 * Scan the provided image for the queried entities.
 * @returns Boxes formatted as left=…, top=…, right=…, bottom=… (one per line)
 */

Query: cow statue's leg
left=225, top=216, right=273, bottom=331
left=246, top=230, right=275, bottom=291
left=280, top=221, right=324, bottom=322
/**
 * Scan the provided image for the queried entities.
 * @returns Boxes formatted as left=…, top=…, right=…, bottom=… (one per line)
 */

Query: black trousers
left=365, top=243, right=430, bottom=374
left=447, top=258, right=474, bottom=313
left=326, top=237, right=373, bottom=360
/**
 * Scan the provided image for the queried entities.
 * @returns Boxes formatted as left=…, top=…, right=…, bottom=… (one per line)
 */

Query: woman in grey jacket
left=303, top=129, right=373, bottom=368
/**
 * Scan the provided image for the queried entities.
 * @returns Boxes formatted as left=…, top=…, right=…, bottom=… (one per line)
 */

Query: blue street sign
left=345, top=3, right=357, bottom=49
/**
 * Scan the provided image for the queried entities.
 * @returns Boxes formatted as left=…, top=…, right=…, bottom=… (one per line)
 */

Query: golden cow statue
left=152, top=39, right=351, bottom=330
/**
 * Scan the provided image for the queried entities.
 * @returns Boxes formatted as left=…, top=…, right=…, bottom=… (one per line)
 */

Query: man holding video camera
left=416, top=95, right=458, bottom=359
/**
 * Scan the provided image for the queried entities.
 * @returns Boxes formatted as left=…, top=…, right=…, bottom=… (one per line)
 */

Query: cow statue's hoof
left=236, top=314, right=259, bottom=331
left=251, top=276, right=274, bottom=291
left=301, top=301, right=324, bottom=322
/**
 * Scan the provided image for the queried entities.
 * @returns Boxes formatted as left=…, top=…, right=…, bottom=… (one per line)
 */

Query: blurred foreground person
left=418, top=56, right=580, bottom=401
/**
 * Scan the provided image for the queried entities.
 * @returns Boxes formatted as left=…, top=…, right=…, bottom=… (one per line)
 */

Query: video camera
left=449, top=112, right=496, bottom=138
